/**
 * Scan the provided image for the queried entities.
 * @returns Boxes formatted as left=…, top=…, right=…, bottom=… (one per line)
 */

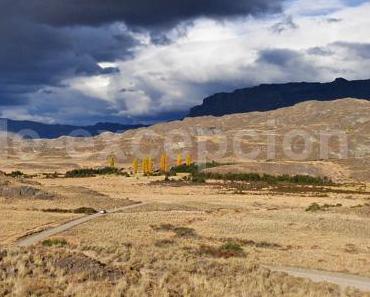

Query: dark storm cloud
left=0, top=0, right=285, bottom=122
left=4, top=0, right=284, bottom=27
left=0, top=18, right=136, bottom=106
left=0, top=0, right=284, bottom=106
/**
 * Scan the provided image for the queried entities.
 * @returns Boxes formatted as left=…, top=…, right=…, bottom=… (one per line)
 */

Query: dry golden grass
left=0, top=176, right=135, bottom=244
left=0, top=208, right=78, bottom=244
left=1, top=173, right=370, bottom=296
left=1, top=243, right=368, bottom=297
left=30, top=175, right=370, bottom=280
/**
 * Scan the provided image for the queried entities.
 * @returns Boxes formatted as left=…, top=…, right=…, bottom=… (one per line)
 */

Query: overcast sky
left=1, top=0, right=369, bottom=125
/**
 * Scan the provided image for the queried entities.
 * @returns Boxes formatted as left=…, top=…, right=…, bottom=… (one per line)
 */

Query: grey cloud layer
left=1, top=0, right=369, bottom=125
left=4, top=0, right=283, bottom=27
left=0, top=0, right=284, bottom=117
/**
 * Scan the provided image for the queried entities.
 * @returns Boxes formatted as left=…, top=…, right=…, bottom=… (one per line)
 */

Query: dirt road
left=268, top=266, right=370, bottom=292
left=16, top=202, right=146, bottom=247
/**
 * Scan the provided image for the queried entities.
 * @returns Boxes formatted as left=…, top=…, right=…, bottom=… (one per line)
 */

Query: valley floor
left=1, top=173, right=370, bottom=296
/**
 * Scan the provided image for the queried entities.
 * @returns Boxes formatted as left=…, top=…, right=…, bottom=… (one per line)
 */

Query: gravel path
left=16, top=202, right=146, bottom=247
left=268, top=266, right=370, bottom=292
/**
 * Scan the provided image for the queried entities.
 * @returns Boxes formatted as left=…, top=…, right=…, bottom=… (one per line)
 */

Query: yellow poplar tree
left=160, top=153, right=169, bottom=173
left=176, top=153, right=183, bottom=166
left=186, top=153, right=192, bottom=167
left=148, top=157, right=153, bottom=175
left=108, top=154, right=116, bottom=168
left=133, top=159, right=139, bottom=175
left=142, top=158, right=148, bottom=175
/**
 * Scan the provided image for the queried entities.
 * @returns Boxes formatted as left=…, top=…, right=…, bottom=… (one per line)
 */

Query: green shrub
left=220, top=242, right=244, bottom=253
left=306, top=203, right=321, bottom=212
left=171, top=161, right=229, bottom=174
left=198, top=242, right=245, bottom=258
left=191, top=172, right=332, bottom=186
left=42, top=207, right=97, bottom=215
left=73, top=207, right=98, bottom=215
left=65, top=167, right=127, bottom=178
left=151, top=224, right=197, bottom=238
left=42, top=238, right=68, bottom=247
left=173, top=227, right=197, bottom=238
left=6, top=171, right=25, bottom=178
left=42, top=208, right=70, bottom=214
left=306, top=203, right=342, bottom=212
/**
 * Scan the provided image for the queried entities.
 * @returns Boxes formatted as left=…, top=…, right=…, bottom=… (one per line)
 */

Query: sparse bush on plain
left=198, top=242, right=245, bottom=258
left=73, top=207, right=98, bottom=215
left=42, top=238, right=68, bottom=247
left=306, top=203, right=342, bottom=212
left=192, top=171, right=333, bottom=186
left=42, top=207, right=97, bottom=215
left=150, top=224, right=175, bottom=232
left=171, top=161, right=228, bottom=175
left=306, top=203, right=322, bottom=212
left=154, top=239, right=175, bottom=247
left=173, top=227, right=197, bottom=238
left=220, top=242, right=244, bottom=253
left=151, top=224, right=197, bottom=238
left=6, top=171, right=25, bottom=178
left=65, top=167, right=129, bottom=178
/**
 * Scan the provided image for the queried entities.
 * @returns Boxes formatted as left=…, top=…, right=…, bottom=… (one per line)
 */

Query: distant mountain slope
left=188, top=78, right=370, bottom=117
left=0, top=119, right=145, bottom=139
left=2, top=99, right=370, bottom=181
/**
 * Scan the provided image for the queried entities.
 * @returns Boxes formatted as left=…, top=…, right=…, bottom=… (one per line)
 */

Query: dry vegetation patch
left=0, top=244, right=368, bottom=297
left=197, top=242, right=246, bottom=258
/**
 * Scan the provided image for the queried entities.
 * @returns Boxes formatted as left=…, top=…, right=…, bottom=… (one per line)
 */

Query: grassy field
left=0, top=172, right=370, bottom=296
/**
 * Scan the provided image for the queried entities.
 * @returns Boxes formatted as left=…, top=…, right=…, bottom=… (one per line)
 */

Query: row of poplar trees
left=132, top=153, right=192, bottom=175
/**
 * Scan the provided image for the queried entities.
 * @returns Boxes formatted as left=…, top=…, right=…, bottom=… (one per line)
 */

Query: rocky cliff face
left=188, top=78, right=370, bottom=117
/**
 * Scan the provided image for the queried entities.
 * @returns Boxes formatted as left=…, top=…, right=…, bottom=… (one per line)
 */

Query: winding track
left=267, top=266, right=370, bottom=292
left=16, top=202, right=147, bottom=247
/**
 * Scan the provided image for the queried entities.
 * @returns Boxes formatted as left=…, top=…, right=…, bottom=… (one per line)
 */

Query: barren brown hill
left=1, top=98, right=369, bottom=182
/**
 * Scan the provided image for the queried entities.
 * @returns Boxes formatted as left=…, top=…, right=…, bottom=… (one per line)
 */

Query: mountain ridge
left=188, top=78, right=370, bottom=117
left=0, top=118, right=146, bottom=139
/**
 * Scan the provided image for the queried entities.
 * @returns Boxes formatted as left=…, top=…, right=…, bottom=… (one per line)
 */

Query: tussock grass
left=0, top=245, right=362, bottom=297
left=154, top=239, right=175, bottom=248
left=151, top=224, right=198, bottom=238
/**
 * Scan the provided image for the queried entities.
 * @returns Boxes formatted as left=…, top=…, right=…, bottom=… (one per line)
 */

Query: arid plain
left=1, top=99, right=370, bottom=296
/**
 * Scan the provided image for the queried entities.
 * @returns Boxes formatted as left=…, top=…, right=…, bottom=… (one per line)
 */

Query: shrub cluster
left=42, top=238, right=68, bottom=247
left=306, top=203, right=342, bottom=212
left=42, top=207, right=98, bottom=215
left=198, top=242, right=245, bottom=258
left=151, top=224, right=197, bottom=238
left=65, top=167, right=129, bottom=178
left=171, top=161, right=227, bottom=174
left=6, top=171, right=25, bottom=178
left=192, top=172, right=333, bottom=186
